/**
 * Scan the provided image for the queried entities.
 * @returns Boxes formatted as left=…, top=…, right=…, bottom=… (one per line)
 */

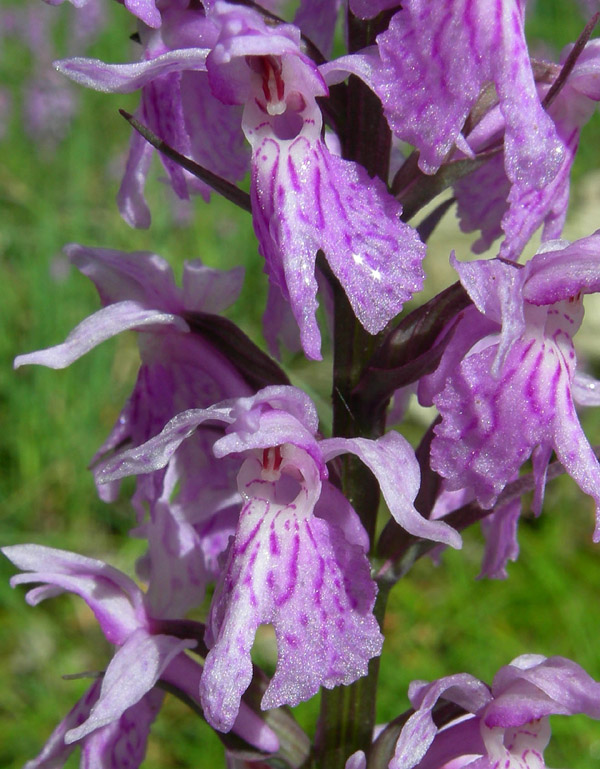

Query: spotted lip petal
left=200, top=449, right=383, bottom=732
left=431, top=310, right=578, bottom=506
left=455, top=41, right=600, bottom=260
left=372, top=0, right=564, bottom=187
left=250, top=128, right=426, bottom=360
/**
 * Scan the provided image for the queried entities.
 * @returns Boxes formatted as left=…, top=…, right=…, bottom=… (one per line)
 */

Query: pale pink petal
left=321, top=432, right=461, bottom=548
left=66, top=629, right=194, bottom=742
left=14, top=302, right=187, bottom=370
left=55, top=49, right=208, bottom=93
left=3, top=544, right=143, bottom=645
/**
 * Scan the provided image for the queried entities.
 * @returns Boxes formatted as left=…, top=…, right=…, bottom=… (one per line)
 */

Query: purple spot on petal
left=237, top=520, right=263, bottom=554
left=270, top=529, right=280, bottom=556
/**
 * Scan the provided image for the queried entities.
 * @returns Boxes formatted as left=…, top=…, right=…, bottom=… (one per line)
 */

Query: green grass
left=2, top=1, right=600, bottom=767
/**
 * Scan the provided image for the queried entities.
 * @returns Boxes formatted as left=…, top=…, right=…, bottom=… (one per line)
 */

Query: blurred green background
left=2, top=0, right=600, bottom=766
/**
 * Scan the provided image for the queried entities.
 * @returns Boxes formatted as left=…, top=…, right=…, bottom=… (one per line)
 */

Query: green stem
left=315, top=272, right=388, bottom=769
left=332, top=285, right=384, bottom=542
left=313, top=10, right=395, bottom=766
left=315, top=584, right=390, bottom=769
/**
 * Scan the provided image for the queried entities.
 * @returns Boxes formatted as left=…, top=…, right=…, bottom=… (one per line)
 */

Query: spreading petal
left=55, top=49, right=209, bottom=93
left=321, top=432, right=461, bottom=548
left=14, top=302, right=187, bottom=370
left=66, top=628, right=194, bottom=742
left=3, top=544, right=144, bottom=645
left=95, top=406, right=234, bottom=483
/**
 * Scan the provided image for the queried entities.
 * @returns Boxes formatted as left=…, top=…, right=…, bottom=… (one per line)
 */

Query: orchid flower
left=420, top=234, right=600, bottom=538
left=95, top=384, right=461, bottom=731
left=14, top=245, right=258, bottom=605
left=206, top=3, right=426, bottom=359
left=56, top=1, right=426, bottom=359
left=391, top=654, right=600, bottom=769
left=56, top=3, right=247, bottom=227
